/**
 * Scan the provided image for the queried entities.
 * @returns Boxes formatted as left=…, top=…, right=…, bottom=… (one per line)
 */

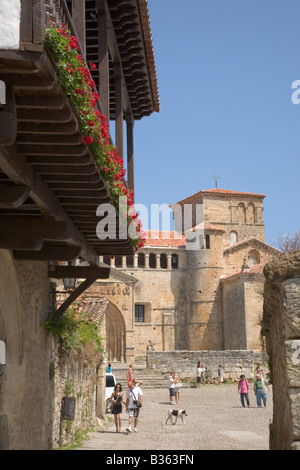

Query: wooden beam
left=72, top=0, right=86, bottom=56
left=17, top=145, right=88, bottom=156
left=16, top=95, right=67, bottom=109
left=48, top=265, right=110, bottom=279
left=34, top=165, right=98, bottom=175
left=16, top=134, right=83, bottom=146
left=126, top=116, right=134, bottom=194
left=0, top=113, right=18, bottom=146
left=0, top=217, right=73, bottom=241
left=13, top=245, right=81, bottom=261
left=0, top=85, right=18, bottom=146
left=25, top=155, right=92, bottom=166
left=0, top=234, right=43, bottom=251
left=0, top=184, right=30, bottom=208
left=17, top=122, right=79, bottom=135
left=0, top=144, right=99, bottom=265
left=17, top=108, right=72, bottom=123
left=96, top=0, right=110, bottom=121
left=114, top=61, right=124, bottom=160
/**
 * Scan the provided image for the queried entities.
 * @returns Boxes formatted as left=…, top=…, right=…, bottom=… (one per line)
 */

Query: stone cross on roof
left=211, top=173, right=221, bottom=188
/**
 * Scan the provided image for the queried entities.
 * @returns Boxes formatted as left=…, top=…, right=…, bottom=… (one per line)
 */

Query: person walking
left=197, top=361, right=205, bottom=389
left=174, top=374, right=182, bottom=404
left=127, top=364, right=133, bottom=386
left=110, top=383, right=125, bottom=433
left=238, top=375, right=250, bottom=408
left=253, top=374, right=270, bottom=408
left=200, top=362, right=207, bottom=386
left=126, top=379, right=143, bottom=433
left=106, top=362, right=112, bottom=373
left=218, top=365, right=223, bottom=384
left=168, top=371, right=176, bottom=404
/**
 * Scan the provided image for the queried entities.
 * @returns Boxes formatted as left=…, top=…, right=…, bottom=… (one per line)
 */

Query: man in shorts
left=126, top=379, right=143, bottom=433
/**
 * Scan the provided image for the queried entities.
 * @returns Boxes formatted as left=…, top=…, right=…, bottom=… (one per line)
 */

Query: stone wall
left=263, top=250, right=300, bottom=450
left=50, top=350, right=104, bottom=449
left=146, top=350, right=267, bottom=381
left=0, top=251, right=106, bottom=450
left=221, top=273, right=264, bottom=351
left=0, top=255, right=52, bottom=450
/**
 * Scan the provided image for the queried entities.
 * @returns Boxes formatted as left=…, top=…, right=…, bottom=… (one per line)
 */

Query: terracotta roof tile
left=223, top=237, right=281, bottom=253
left=187, top=221, right=225, bottom=232
left=172, top=188, right=266, bottom=206
left=144, top=230, right=186, bottom=247
left=221, top=263, right=266, bottom=280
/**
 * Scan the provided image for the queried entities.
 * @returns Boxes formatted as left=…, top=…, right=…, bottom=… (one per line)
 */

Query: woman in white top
left=168, top=372, right=176, bottom=404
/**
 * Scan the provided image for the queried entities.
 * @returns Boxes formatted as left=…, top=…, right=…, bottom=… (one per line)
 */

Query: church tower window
left=247, top=203, right=255, bottom=224
left=138, top=253, right=145, bottom=268
left=115, top=256, right=123, bottom=268
left=248, top=250, right=260, bottom=266
left=238, top=203, right=246, bottom=224
left=149, top=253, right=156, bottom=268
left=126, top=255, right=134, bottom=268
left=205, top=234, right=210, bottom=249
left=171, top=254, right=178, bottom=269
left=160, top=253, right=167, bottom=269
left=230, top=231, right=238, bottom=245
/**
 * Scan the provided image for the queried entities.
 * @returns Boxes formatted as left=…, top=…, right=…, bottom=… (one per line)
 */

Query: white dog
left=166, top=409, right=188, bottom=425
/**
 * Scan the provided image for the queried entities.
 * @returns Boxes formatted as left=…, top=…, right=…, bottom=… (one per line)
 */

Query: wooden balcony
left=0, top=0, right=159, bottom=265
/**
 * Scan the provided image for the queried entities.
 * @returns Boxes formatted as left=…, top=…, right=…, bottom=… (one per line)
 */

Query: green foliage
left=42, top=306, right=104, bottom=358
left=65, top=380, right=74, bottom=397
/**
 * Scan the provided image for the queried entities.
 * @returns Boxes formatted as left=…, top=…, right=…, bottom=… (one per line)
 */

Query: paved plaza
left=77, top=383, right=272, bottom=451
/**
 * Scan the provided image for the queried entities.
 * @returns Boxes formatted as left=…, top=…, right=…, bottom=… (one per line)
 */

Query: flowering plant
left=44, top=23, right=145, bottom=250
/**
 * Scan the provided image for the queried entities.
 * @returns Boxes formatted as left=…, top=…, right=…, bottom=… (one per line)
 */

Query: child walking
left=238, top=374, right=250, bottom=408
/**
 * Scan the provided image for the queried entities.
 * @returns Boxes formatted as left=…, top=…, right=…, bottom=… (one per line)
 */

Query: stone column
left=145, top=253, right=149, bottom=269
left=167, top=253, right=172, bottom=270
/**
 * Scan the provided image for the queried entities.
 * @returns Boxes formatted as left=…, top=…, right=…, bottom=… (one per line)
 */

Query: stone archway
left=106, top=303, right=126, bottom=363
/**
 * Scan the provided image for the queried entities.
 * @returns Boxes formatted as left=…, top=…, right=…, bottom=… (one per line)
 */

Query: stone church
left=83, top=188, right=281, bottom=365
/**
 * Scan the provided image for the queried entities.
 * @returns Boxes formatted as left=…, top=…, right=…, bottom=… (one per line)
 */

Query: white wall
left=0, top=0, right=21, bottom=50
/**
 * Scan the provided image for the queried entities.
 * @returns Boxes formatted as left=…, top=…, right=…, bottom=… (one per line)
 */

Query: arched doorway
left=105, top=303, right=126, bottom=363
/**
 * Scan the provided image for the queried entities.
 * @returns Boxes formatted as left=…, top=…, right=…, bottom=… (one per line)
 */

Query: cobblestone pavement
left=77, top=383, right=272, bottom=451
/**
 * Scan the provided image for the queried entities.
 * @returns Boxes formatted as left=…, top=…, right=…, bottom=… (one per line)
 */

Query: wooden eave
left=0, top=50, right=134, bottom=263
left=81, top=0, right=159, bottom=120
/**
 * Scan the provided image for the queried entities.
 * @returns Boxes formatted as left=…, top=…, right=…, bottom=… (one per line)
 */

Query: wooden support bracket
left=48, top=264, right=110, bottom=321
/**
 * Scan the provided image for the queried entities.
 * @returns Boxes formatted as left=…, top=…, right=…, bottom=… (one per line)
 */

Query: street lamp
left=63, top=261, right=76, bottom=291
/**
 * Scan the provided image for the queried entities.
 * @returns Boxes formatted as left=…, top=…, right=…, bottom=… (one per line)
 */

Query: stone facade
left=263, top=251, right=300, bottom=450
left=84, top=188, right=281, bottom=365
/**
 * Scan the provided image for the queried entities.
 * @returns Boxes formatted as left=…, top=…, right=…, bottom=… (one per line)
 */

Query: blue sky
left=129, top=1, right=300, bottom=246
